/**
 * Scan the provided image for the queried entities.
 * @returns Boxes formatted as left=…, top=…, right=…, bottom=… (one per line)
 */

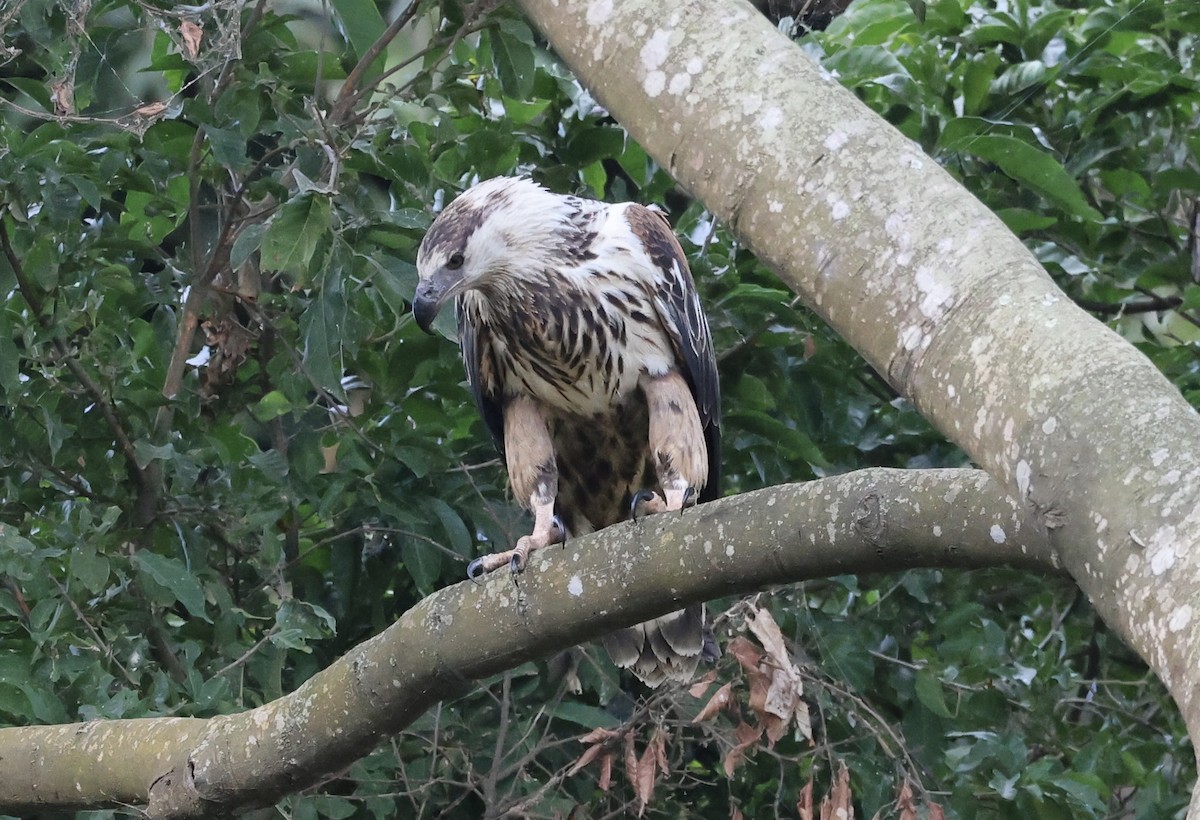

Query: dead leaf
left=727, top=635, right=764, bottom=672
left=566, top=741, right=607, bottom=777
left=819, top=762, right=853, bottom=820
left=133, top=101, right=167, bottom=118
left=180, top=20, right=203, bottom=59
left=635, top=737, right=659, bottom=816
left=745, top=607, right=811, bottom=746
left=731, top=808, right=744, bottom=820
left=624, top=733, right=638, bottom=802
left=51, top=80, right=73, bottom=115
left=578, top=727, right=620, bottom=745
left=722, top=721, right=763, bottom=778
left=896, top=780, right=917, bottom=820
left=688, top=667, right=719, bottom=698
left=651, top=731, right=668, bottom=774
left=598, top=751, right=613, bottom=791
left=928, top=804, right=945, bottom=820
left=693, top=681, right=733, bottom=723
left=797, top=780, right=814, bottom=820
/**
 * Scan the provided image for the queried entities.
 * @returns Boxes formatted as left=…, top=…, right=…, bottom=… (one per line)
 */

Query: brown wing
left=456, top=297, right=506, bottom=456
left=624, top=204, right=721, bottom=501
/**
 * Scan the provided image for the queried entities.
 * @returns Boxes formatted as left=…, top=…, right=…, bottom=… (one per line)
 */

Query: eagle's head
left=412, top=177, right=573, bottom=333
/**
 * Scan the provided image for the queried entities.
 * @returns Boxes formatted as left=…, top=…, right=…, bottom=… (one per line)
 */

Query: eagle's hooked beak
left=412, top=267, right=463, bottom=334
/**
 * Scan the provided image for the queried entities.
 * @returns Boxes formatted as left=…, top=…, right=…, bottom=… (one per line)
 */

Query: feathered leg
left=467, top=396, right=565, bottom=579
left=636, top=371, right=709, bottom=513
left=604, top=371, right=709, bottom=686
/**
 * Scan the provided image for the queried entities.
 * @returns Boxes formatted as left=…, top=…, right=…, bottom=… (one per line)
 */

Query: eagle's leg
left=466, top=396, right=564, bottom=580
left=640, top=371, right=709, bottom=513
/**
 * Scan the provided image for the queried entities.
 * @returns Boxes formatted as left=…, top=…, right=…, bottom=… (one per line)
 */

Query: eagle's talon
left=552, top=515, right=567, bottom=547
left=682, top=486, right=697, bottom=509
left=510, top=552, right=526, bottom=575
left=467, top=558, right=487, bottom=582
left=629, top=489, right=660, bottom=522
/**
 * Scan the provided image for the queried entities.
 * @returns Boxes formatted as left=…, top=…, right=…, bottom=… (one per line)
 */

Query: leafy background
left=0, top=0, right=1197, bottom=816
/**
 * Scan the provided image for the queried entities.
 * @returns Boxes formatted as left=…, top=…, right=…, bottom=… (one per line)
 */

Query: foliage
left=0, top=0, right=1196, bottom=817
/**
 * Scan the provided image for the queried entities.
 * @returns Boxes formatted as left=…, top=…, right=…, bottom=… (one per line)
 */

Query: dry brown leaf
left=819, top=762, right=853, bottom=820
left=578, top=727, right=619, bottom=745
left=566, top=741, right=607, bottom=777
left=51, top=80, right=73, bottom=115
left=928, top=803, right=945, bottom=820
left=180, top=20, right=203, bottom=59
left=731, top=808, right=744, bottom=820
left=687, top=667, right=719, bottom=698
left=746, top=607, right=789, bottom=660
left=133, top=101, right=167, bottom=118
left=598, top=751, right=613, bottom=792
left=896, top=780, right=917, bottom=820
left=722, top=721, right=763, bottom=778
left=727, top=635, right=764, bottom=671
left=635, top=738, right=659, bottom=817
left=745, top=607, right=811, bottom=745
left=693, top=681, right=733, bottom=723
left=651, top=731, right=668, bottom=774
left=624, top=732, right=638, bottom=801
left=797, top=780, right=814, bottom=820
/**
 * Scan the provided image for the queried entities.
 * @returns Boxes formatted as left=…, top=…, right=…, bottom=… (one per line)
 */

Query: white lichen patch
left=725, top=543, right=735, bottom=557
left=830, top=200, right=850, bottom=220
left=644, top=71, right=666, bottom=97
left=760, top=106, right=783, bottom=132
left=1151, top=448, right=1169, bottom=467
left=586, top=0, right=612, bottom=24
left=687, top=56, right=703, bottom=74
left=568, top=575, right=584, bottom=597
left=1015, top=460, right=1032, bottom=498
left=1148, top=527, right=1178, bottom=575
left=668, top=73, right=691, bottom=95
left=824, top=130, right=848, bottom=151
left=914, top=266, right=953, bottom=321
left=704, top=540, right=713, bottom=554
left=1168, top=605, right=1193, bottom=633
left=640, top=29, right=670, bottom=69
left=933, top=525, right=942, bottom=537
left=768, top=200, right=784, bottom=213
left=1042, top=416, right=1057, bottom=435
left=990, top=525, right=1006, bottom=544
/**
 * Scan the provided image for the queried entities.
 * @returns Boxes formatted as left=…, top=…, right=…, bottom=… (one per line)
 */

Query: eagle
left=412, top=176, right=720, bottom=687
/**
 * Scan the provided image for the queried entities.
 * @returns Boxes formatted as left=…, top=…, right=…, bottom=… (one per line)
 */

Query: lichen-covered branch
left=0, top=469, right=1051, bottom=817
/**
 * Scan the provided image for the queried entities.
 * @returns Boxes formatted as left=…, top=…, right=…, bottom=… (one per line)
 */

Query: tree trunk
left=515, top=0, right=1200, bottom=806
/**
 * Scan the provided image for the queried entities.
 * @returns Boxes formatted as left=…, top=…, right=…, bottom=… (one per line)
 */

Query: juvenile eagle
left=413, top=177, right=720, bottom=687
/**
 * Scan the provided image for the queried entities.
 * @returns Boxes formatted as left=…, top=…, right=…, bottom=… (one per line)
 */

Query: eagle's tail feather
left=602, top=604, right=705, bottom=688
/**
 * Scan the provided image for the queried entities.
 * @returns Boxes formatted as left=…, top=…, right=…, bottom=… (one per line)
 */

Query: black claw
left=467, top=558, right=487, bottom=582
left=629, top=489, right=656, bottom=522
left=552, top=515, right=567, bottom=547
left=682, top=486, right=697, bottom=511
left=510, top=553, right=525, bottom=576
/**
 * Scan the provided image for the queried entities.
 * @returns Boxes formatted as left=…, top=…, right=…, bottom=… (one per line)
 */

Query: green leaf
left=940, top=130, right=1102, bottom=221
left=490, top=21, right=536, bottom=99
left=329, top=0, right=387, bottom=79
left=134, top=551, right=210, bottom=622
left=547, top=701, right=621, bottom=730
left=261, top=195, right=332, bottom=282
left=915, top=669, right=953, bottom=717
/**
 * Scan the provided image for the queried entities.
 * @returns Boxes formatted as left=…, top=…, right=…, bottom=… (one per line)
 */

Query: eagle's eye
left=446, top=251, right=465, bottom=270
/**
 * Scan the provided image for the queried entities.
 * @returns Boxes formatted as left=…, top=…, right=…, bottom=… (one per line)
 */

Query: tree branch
left=0, top=469, right=1053, bottom=817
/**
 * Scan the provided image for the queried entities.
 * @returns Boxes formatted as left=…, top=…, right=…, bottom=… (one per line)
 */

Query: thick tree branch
left=0, top=469, right=1053, bottom=817
left=513, top=0, right=1200, bottom=804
